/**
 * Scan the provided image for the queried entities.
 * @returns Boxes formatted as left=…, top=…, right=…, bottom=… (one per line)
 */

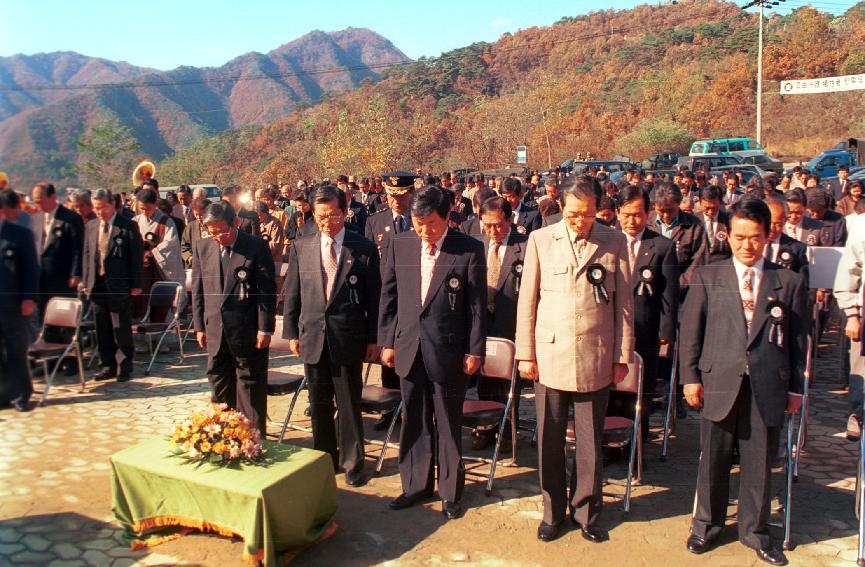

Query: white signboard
left=809, top=246, right=845, bottom=290
left=781, top=73, right=865, bottom=95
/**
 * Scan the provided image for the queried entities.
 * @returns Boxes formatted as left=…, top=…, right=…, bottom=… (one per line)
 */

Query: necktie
left=420, top=243, right=437, bottom=305
left=741, top=267, right=755, bottom=331
left=98, top=221, right=110, bottom=276
left=705, top=219, right=715, bottom=243
left=487, top=242, right=501, bottom=312
left=323, top=239, right=338, bottom=301
left=396, top=215, right=406, bottom=233
left=221, top=246, right=231, bottom=282
left=627, top=237, right=637, bottom=268
left=765, top=242, right=774, bottom=261
left=573, top=238, right=586, bottom=264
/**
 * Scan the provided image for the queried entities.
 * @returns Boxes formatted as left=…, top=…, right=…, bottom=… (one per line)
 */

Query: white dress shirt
left=420, top=232, right=447, bottom=304
left=320, top=227, right=346, bottom=261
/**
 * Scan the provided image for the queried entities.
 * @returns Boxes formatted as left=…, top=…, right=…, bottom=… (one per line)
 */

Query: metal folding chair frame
left=33, top=298, right=86, bottom=405
left=138, top=282, right=185, bottom=375
left=661, top=331, right=679, bottom=462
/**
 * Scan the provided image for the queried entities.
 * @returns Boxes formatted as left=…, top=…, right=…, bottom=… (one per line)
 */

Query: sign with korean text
left=780, top=73, right=865, bottom=95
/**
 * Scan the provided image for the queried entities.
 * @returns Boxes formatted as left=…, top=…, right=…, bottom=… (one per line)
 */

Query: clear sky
left=2, top=0, right=849, bottom=70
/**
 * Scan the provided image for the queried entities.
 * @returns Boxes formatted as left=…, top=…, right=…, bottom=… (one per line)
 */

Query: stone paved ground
left=0, top=323, right=862, bottom=566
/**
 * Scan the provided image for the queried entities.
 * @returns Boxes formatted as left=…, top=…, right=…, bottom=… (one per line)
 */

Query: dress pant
left=535, top=382, right=609, bottom=527
left=305, top=339, right=365, bottom=474
left=399, top=351, right=467, bottom=502
left=0, top=311, right=32, bottom=404
left=850, top=338, right=865, bottom=417
left=91, top=280, right=134, bottom=374
left=380, top=365, right=400, bottom=390
left=691, top=376, right=780, bottom=550
left=206, top=334, right=268, bottom=434
left=608, top=346, right=660, bottom=442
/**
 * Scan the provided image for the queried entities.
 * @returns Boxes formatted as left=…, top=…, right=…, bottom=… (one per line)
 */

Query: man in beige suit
left=516, top=176, right=634, bottom=543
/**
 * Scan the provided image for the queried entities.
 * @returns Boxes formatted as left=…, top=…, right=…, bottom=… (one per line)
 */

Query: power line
left=0, top=11, right=740, bottom=94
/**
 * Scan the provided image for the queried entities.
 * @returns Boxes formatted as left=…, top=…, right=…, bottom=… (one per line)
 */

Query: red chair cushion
left=462, top=400, right=505, bottom=428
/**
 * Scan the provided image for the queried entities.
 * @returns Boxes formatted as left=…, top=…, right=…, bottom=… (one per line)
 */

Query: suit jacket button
left=577, top=336, right=583, bottom=342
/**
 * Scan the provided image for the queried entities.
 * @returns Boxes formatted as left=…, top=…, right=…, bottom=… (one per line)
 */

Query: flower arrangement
left=169, top=404, right=263, bottom=463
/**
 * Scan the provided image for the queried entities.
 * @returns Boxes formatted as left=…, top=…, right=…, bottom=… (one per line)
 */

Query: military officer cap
left=382, top=171, right=416, bottom=196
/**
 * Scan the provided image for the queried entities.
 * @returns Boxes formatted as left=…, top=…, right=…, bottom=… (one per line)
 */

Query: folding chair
left=29, top=297, right=85, bottom=405
left=661, top=331, right=679, bottom=462
left=132, top=281, right=185, bottom=375
left=566, top=353, right=644, bottom=512
left=268, top=317, right=308, bottom=442
left=359, top=362, right=403, bottom=475
left=461, top=337, right=517, bottom=496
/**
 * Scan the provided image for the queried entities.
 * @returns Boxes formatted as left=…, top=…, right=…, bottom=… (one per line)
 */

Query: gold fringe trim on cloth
left=127, top=515, right=338, bottom=565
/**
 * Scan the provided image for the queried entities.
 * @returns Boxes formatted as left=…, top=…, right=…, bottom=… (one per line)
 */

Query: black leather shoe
left=94, top=367, right=117, bottom=381
left=442, top=500, right=462, bottom=520
left=345, top=471, right=367, bottom=487
left=116, top=372, right=131, bottom=383
left=373, top=411, right=399, bottom=431
left=686, top=534, right=713, bottom=554
left=537, top=521, right=562, bottom=542
left=576, top=523, right=608, bottom=543
left=389, top=490, right=434, bottom=510
left=13, top=400, right=33, bottom=413
left=756, top=546, right=788, bottom=566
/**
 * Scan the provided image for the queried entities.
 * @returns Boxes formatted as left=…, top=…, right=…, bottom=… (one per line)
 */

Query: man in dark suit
left=470, top=196, right=528, bottom=450
left=0, top=190, right=40, bottom=411
left=680, top=199, right=807, bottom=565
left=722, top=175, right=745, bottom=208
left=180, top=198, right=209, bottom=269
left=500, top=178, right=541, bottom=236
left=192, top=202, right=276, bottom=434
left=221, top=186, right=261, bottom=237
left=30, top=182, right=85, bottom=315
left=283, top=185, right=381, bottom=486
left=699, top=185, right=732, bottom=264
left=379, top=185, right=487, bottom=520
left=458, top=186, right=496, bottom=236
left=764, top=197, right=809, bottom=279
left=784, top=189, right=823, bottom=246
left=806, top=187, right=847, bottom=247
left=81, top=190, right=144, bottom=382
left=651, top=183, right=708, bottom=295
left=364, top=173, right=415, bottom=429
left=610, top=185, right=679, bottom=441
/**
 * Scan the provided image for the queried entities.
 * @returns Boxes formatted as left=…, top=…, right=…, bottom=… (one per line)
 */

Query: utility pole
left=742, top=0, right=784, bottom=146
left=541, top=110, right=553, bottom=170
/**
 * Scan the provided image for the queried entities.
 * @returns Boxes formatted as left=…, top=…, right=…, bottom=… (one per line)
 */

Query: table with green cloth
left=110, top=436, right=338, bottom=566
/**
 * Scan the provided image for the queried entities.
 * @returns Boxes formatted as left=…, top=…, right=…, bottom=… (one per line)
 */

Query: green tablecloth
left=110, top=436, right=337, bottom=566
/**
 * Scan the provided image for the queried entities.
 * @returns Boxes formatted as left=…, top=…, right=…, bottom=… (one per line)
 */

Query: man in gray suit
left=680, top=198, right=807, bottom=566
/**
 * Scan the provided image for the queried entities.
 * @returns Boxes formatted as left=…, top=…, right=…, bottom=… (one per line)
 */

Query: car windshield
left=806, top=155, right=824, bottom=170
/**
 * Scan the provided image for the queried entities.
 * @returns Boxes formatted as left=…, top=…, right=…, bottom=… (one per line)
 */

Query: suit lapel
left=223, top=231, right=249, bottom=301
left=718, top=262, right=750, bottom=346
left=497, top=233, right=520, bottom=290
left=577, top=235, right=599, bottom=274
left=553, top=222, right=578, bottom=270
left=327, top=232, right=354, bottom=307
left=748, top=266, right=781, bottom=346
left=633, top=234, right=656, bottom=284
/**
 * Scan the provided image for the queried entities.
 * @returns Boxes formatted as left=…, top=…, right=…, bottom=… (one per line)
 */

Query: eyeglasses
left=314, top=212, right=344, bottom=222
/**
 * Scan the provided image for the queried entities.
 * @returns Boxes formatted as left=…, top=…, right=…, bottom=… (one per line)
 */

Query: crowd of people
left=0, top=159, right=863, bottom=566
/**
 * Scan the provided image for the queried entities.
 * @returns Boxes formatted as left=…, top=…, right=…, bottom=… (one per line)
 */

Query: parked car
left=733, top=151, right=784, bottom=175
left=708, top=165, right=773, bottom=186
left=677, top=155, right=741, bottom=171
left=791, top=150, right=859, bottom=179
left=689, top=137, right=764, bottom=156
left=159, top=184, right=222, bottom=203
left=640, top=152, right=681, bottom=170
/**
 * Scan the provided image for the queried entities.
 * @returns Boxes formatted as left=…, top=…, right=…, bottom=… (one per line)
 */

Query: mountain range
left=0, top=27, right=411, bottom=187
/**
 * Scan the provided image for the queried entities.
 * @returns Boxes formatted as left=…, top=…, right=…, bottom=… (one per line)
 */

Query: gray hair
left=91, top=189, right=114, bottom=203
left=69, top=188, right=91, bottom=205
left=652, top=183, right=682, bottom=207
left=191, top=187, right=208, bottom=201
